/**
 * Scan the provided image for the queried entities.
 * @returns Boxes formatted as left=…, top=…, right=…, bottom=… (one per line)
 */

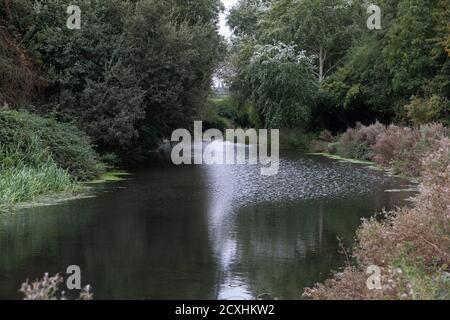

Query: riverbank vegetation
left=1, top=0, right=223, bottom=209
left=1, top=0, right=450, bottom=300
left=0, top=110, right=102, bottom=211
left=226, top=0, right=449, bottom=133
left=20, top=273, right=93, bottom=300
left=224, top=0, right=450, bottom=300
left=304, top=138, right=450, bottom=300
left=1, top=0, right=223, bottom=159
left=308, top=122, right=449, bottom=178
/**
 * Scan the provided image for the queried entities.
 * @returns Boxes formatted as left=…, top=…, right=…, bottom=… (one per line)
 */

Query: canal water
left=0, top=143, right=417, bottom=299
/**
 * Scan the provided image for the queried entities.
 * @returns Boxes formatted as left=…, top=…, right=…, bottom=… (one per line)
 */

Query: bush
left=25, top=0, right=223, bottom=157
left=20, top=273, right=93, bottom=300
left=373, top=123, right=447, bottom=176
left=304, top=138, right=450, bottom=300
left=336, top=122, right=386, bottom=161
left=406, top=95, right=450, bottom=126
left=0, top=110, right=103, bottom=180
left=0, top=137, right=79, bottom=210
left=308, top=122, right=447, bottom=177
left=318, top=130, right=334, bottom=143
left=200, top=98, right=233, bottom=131
left=372, top=125, right=416, bottom=167
left=280, top=129, right=316, bottom=151
left=212, top=96, right=252, bottom=128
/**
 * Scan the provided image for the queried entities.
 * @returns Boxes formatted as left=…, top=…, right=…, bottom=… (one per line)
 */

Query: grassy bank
left=304, top=137, right=450, bottom=300
left=0, top=110, right=103, bottom=212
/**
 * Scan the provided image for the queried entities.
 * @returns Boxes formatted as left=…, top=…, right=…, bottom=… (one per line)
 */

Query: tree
left=23, top=0, right=223, bottom=158
left=227, top=0, right=271, bottom=38
left=246, top=42, right=318, bottom=128
left=323, top=0, right=450, bottom=125
left=259, top=0, right=361, bottom=83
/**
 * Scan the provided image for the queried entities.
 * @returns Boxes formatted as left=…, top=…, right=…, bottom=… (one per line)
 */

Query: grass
left=0, top=110, right=104, bottom=212
left=0, top=110, right=103, bottom=181
left=0, top=137, right=81, bottom=212
left=391, top=256, right=447, bottom=300
left=0, top=163, right=81, bottom=212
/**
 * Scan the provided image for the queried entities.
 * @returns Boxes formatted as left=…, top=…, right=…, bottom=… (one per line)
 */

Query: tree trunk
left=318, top=47, right=326, bottom=83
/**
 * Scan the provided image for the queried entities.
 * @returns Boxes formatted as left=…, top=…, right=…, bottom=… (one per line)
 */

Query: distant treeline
left=0, top=0, right=224, bottom=160
left=227, top=0, right=450, bottom=132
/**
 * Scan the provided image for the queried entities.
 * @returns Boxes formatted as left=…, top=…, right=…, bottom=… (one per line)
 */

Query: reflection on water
left=0, top=143, right=416, bottom=299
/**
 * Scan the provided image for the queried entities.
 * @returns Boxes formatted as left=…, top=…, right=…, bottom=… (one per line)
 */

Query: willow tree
left=259, top=0, right=361, bottom=83
left=246, top=42, right=318, bottom=128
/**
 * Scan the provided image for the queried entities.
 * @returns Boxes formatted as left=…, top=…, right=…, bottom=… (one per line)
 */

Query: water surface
left=0, top=143, right=416, bottom=299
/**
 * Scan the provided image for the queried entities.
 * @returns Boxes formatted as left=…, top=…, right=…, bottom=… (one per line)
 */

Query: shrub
left=354, top=122, right=386, bottom=146
left=373, top=123, right=447, bottom=176
left=318, top=130, right=334, bottom=143
left=0, top=137, right=79, bottom=210
left=336, top=122, right=386, bottom=161
left=0, top=110, right=103, bottom=180
left=0, top=110, right=104, bottom=211
left=20, top=273, right=93, bottom=300
left=304, top=138, right=450, bottom=300
left=372, top=125, right=417, bottom=170
left=405, top=95, right=450, bottom=126
left=280, top=129, right=316, bottom=151
left=356, top=138, right=450, bottom=283
left=308, top=122, right=447, bottom=177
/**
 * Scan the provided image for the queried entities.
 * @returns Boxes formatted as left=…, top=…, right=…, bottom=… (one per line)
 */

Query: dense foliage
left=0, top=110, right=102, bottom=180
left=246, top=43, right=318, bottom=128
left=0, top=0, right=45, bottom=106
left=311, top=122, right=448, bottom=177
left=304, top=137, right=450, bottom=300
left=1, top=0, right=224, bottom=159
left=0, top=110, right=102, bottom=210
left=227, top=0, right=450, bottom=131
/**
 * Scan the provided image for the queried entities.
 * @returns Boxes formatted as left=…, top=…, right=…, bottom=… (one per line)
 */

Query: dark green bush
left=405, top=95, right=450, bottom=126
left=337, top=140, right=372, bottom=161
left=24, top=0, right=223, bottom=157
left=0, top=110, right=103, bottom=180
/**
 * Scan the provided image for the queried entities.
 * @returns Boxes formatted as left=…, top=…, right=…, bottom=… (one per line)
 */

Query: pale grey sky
left=219, top=0, right=239, bottom=38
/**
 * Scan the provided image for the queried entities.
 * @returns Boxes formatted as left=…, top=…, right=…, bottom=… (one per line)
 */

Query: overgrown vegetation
left=0, top=110, right=102, bottom=211
left=206, top=96, right=252, bottom=129
left=1, top=0, right=223, bottom=160
left=1, top=0, right=449, bottom=300
left=20, top=273, right=93, bottom=300
left=310, top=122, right=449, bottom=177
left=0, top=110, right=102, bottom=180
left=0, top=0, right=223, bottom=209
left=304, top=138, right=450, bottom=300
left=227, top=0, right=450, bottom=131
left=0, top=0, right=46, bottom=106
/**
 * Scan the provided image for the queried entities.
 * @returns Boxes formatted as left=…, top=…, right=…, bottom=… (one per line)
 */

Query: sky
left=219, top=0, right=239, bottom=38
